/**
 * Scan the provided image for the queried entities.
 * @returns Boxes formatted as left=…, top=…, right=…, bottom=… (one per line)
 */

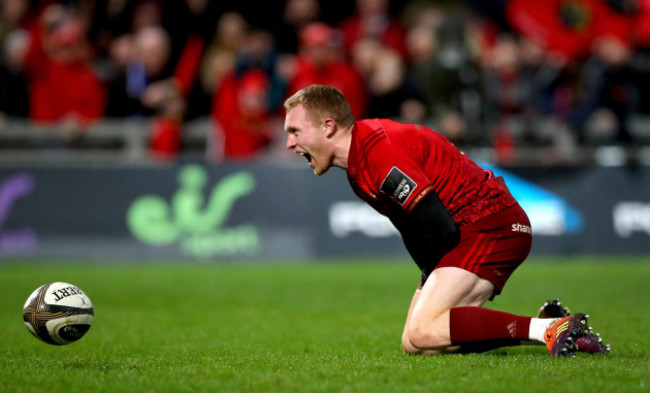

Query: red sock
left=449, top=306, right=532, bottom=345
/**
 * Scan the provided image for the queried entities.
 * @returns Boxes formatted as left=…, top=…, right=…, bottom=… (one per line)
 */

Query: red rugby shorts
left=436, top=203, right=532, bottom=295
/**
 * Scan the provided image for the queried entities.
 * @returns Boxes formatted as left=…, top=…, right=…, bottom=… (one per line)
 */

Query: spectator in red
left=506, top=0, right=633, bottom=63
left=338, top=0, right=409, bottom=62
left=286, top=22, right=367, bottom=119
left=23, top=5, right=105, bottom=129
left=211, top=69, right=276, bottom=160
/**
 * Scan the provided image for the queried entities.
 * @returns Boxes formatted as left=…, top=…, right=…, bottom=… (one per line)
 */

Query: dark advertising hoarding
left=0, top=163, right=648, bottom=261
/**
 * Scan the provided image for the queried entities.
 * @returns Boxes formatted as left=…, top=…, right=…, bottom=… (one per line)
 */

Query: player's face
left=285, top=104, right=333, bottom=175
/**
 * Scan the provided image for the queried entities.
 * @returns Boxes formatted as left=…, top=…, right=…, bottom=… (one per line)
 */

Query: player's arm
left=391, top=190, right=460, bottom=280
left=365, top=128, right=459, bottom=277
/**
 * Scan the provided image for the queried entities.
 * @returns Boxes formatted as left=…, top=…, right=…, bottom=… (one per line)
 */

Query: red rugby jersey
left=346, top=119, right=516, bottom=226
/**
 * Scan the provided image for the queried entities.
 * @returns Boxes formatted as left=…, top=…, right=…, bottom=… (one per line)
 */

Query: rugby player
left=283, top=84, right=609, bottom=356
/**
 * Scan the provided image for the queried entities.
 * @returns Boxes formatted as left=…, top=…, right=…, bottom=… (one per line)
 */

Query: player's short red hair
left=283, top=84, right=355, bottom=128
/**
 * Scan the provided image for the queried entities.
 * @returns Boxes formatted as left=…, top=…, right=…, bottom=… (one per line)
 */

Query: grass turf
left=1, top=257, right=648, bottom=393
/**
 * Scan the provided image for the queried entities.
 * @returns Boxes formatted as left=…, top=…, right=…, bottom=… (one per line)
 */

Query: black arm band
left=392, top=191, right=460, bottom=280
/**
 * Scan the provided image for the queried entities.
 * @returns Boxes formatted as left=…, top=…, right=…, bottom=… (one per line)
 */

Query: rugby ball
left=23, top=282, right=94, bottom=345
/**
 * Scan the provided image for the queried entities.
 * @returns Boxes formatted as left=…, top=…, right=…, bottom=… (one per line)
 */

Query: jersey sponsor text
left=512, top=223, right=532, bottom=234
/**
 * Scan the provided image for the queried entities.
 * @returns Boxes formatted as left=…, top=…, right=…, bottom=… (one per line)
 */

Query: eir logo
left=380, top=167, right=417, bottom=206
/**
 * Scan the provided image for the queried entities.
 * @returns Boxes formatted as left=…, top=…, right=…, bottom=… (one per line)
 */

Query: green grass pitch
left=1, top=257, right=648, bottom=393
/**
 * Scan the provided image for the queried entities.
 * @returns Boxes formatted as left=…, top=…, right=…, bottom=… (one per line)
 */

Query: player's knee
left=402, top=332, right=449, bottom=355
left=401, top=322, right=431, bottom=354
left=401, top=335, right=443, bottom=355
left=401, top=332, right=420, bottom=354
left=406, top=321, right=448, bottom=350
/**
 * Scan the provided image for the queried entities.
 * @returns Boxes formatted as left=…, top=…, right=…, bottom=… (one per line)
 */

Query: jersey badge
left=380, top=167, right=417, bottom=206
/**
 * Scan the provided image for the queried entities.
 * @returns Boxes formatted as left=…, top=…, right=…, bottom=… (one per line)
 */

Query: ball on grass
left=23, top=282, right=94, bottom=345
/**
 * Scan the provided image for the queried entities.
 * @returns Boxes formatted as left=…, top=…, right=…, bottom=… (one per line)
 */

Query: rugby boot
left=544, top=313, right=590, bottom=356
left=536, top=299, right=570, bottom=319
left=537, top=300, right=610, bottom=354
left=575, top=332, right=611, bottom=354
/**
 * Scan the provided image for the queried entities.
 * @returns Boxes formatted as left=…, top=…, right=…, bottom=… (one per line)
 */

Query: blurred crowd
left=1, top=0, right=650, bottom=163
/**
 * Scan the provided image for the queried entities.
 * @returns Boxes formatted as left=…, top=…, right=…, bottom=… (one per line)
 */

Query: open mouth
left=297, top=151, right=312, bottom=164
